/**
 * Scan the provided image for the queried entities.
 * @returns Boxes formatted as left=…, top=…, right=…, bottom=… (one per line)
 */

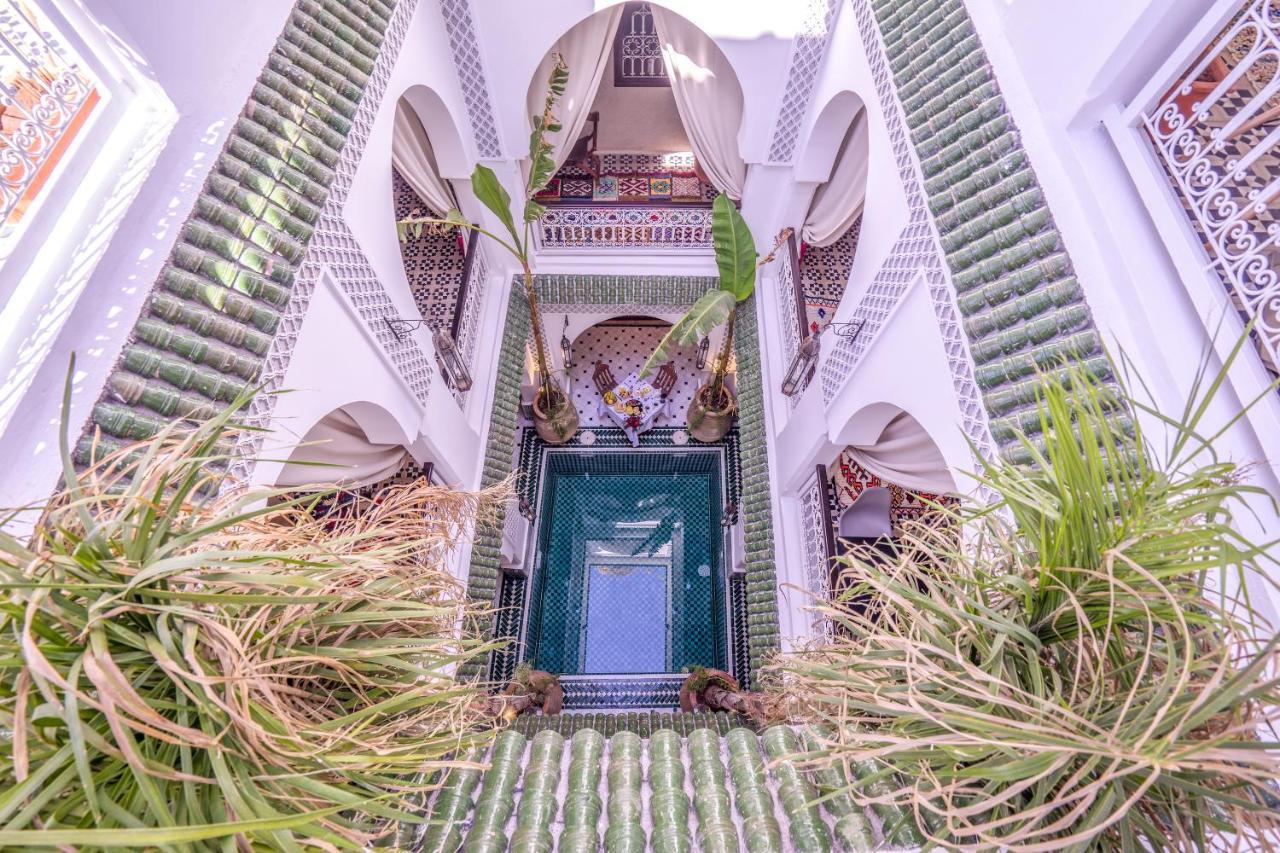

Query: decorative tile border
left=515, top=426, right=743, bottom=512
left=767, top=0, right=841, bottom=164
left=558, top=675, right=685, bottom=710
left=79, top=0, right=421, bottom=475
left=816, top=0, right=996, bottom=473
left=851, top=0, right=1114, bottom=461
left=466, top=275, right=782, bottom=680
left=537, top=205, right=714, bottom=250
left=438, top=0, right=502, bottom=158
left=232, top=0, right=432, bottom=479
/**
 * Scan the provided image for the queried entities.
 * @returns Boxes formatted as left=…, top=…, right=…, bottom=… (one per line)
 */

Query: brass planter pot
left=687, top=383, right=736, bottom=443
left=532, top=385, right=579, bottom=445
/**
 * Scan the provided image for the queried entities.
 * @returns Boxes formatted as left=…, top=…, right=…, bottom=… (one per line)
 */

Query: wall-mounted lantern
left=384, top=316, right=474, bottom=392
left=560, top=315, right=573, bottom=371
left=433, top=328, right=473, bottom=392
left=781, top=332, right=820, bottom=397
left=781, top=320, right=865, bottom=398
left=696, top=335, right=710, bottom=370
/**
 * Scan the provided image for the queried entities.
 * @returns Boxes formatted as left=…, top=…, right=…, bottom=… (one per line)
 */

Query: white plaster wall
left=0, top=0, right=293, bottom=510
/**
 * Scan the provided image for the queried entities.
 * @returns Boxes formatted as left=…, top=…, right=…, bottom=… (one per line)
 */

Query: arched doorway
left=388, top=87, right=471, bottom=347
left=795, top=90, right=871, bottom=334
left=816, top=407, right=958, bottom=622
left=524, top=3, right=745, bottom=242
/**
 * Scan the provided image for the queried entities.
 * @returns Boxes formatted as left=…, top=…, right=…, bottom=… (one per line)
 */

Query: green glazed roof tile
left=871, top=0, right=1116, bottom=454
left=82, top=0, right=400, bottom=461
left=418, top=724, right=935, bottom=852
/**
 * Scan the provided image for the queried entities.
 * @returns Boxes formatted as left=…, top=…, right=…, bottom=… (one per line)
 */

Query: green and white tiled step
left=413, top=724, right=932, bottom=852
left=866, top=0, right=1120, bottom=460
left=80, top=0, right=397, bottom=464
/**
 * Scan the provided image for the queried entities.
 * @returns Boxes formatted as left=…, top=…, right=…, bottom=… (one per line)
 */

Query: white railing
left=537, top=205, right=713, bottom=250
left=1140, top=0, right=1280, bottom=375
left=0, top=0, right=100, bottom=241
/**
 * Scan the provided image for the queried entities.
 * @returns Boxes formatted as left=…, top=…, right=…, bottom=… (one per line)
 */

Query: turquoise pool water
left=528, top=452, right=725, bottom=675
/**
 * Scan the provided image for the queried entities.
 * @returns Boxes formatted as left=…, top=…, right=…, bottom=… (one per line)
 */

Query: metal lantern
left=781, top=330, right=820, bottom=397
left=432, top=328, right=473, bottom=392
left=560, top=315, right=573, bottom=370
left=696, top=335, right=710, bottom=370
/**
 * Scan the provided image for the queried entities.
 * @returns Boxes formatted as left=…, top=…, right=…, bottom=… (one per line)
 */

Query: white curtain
left=650, top=7, right=747, bottom=199
left=275, top=408, right=410, bottom=489
left=802, top=107, right=870, bottom=246
left=527, top=6, right=623, bottom=174
left=392, top=98, right=456, bottom=217
left=846, top=412, right=956, bottom=494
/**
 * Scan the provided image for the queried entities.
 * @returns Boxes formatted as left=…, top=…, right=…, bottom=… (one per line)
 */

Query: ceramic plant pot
left=687, top=383, right=736, bottom=442
left=532, top=384, right=579, bottom=445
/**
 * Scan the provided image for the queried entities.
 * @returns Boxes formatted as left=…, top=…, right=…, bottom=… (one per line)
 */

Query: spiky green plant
left=777, top=342, right=1280, bottom=850
left=0, top=389, right=505, bottom=849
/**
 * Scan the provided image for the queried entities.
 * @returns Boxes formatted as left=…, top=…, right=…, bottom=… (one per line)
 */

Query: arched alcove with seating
left=822, top=405, right=957, bottom=606
left=521, top=4, right=747, bottom=248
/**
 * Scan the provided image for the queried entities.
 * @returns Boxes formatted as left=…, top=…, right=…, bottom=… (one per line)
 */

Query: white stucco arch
left=795, top=89, right=867, bottom=183
left=397, top=83, right=471, bottom=181
left=522, top=3, right=748, bottom=158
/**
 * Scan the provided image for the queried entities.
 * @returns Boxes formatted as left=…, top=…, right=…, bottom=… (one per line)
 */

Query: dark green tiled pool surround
left=467, top=276, right=781, bottom=680
left=528, top=451, right=726, bottom=676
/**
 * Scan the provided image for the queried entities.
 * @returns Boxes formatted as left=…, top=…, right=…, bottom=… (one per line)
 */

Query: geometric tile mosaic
left=392, top=167, right=464, bottom=333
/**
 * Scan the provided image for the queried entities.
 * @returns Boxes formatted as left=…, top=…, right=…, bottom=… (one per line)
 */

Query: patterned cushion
left=561, top=178, right=594, bottom=198
left=648, top=175, right=672, bottom=198
left=671, top=173, right=702, bottom=200
left=617, top=175, right=650, bottom=199
left=593, top=175, right=618, bottom=201
left=533, top=178, right=561, bottom=200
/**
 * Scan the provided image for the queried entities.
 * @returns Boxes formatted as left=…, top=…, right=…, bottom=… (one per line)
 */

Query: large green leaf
left=638, top=289, right=734, bottom=378
left=526, top=57, right=569, bottom=205
left=711, top=193, right=758, bottom=301
left=470, top=163, right=521, bottom=250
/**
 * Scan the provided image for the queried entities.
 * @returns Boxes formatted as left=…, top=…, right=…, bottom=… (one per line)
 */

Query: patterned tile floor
left=392, top=168, right=465, bottom=332
left=800, top=217, right=862, bottom=334
left=567, top=324, right=702, bottom=427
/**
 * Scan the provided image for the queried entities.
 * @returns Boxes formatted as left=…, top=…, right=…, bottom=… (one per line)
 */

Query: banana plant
left=398, top=55, right=578, bottom=442
left=640, top=195, right=789, bottom=435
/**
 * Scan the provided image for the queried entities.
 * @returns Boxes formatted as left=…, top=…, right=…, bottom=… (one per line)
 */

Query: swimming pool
left=527, top=451, right=726, bottom=675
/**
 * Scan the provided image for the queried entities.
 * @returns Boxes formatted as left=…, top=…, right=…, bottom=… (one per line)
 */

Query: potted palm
left=398, top=57, right=577, bottom=443
left=641, top=196, right=788, bottom=442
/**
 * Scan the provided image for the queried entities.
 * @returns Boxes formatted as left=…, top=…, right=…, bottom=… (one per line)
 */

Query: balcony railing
left=1, top=0, right=100, bottom=242
left=1140, top=0, right=1280, bottom=378
left=536, top=204, right=713, bottom=250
